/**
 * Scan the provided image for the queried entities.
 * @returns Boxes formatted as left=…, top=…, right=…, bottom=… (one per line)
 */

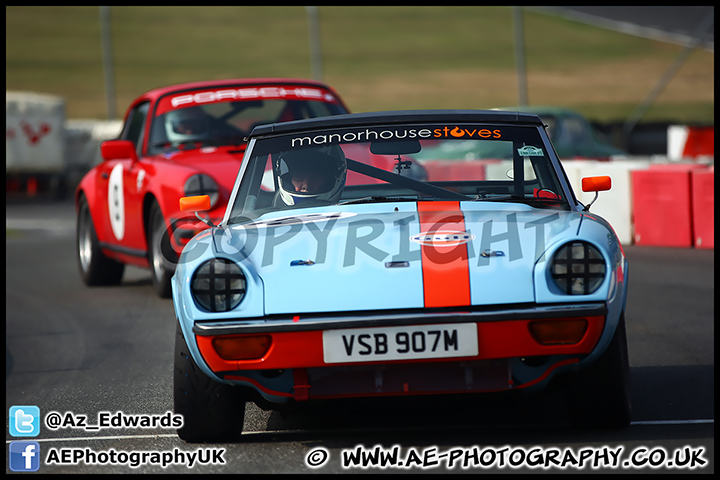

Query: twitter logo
left=9, top=406, right=40, bottom=437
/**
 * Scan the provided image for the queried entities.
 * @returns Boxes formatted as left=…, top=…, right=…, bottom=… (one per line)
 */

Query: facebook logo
left=9, top=441, right=41, bottom=472
left=9, top=405, right=40, bottom=437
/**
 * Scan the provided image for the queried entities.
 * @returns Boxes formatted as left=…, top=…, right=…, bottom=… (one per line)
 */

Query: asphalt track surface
left=5, top=198, right=714, bottom=473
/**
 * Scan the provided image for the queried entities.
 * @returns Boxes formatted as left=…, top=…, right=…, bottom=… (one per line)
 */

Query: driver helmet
left=275, top=145, right=347, bottom=206
left=164, top=107, right=208, bottom=143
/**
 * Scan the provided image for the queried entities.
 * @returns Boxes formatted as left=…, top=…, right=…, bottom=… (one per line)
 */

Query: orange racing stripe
left=416, top=201, right=472, bottom=308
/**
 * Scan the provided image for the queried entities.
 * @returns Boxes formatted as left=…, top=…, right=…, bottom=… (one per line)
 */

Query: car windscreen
left=147, top=98, right=346, bottom=155
left=227, top=123, right=569, bottom=224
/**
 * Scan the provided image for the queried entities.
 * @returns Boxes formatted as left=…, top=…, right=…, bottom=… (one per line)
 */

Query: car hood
left=211, top=202, right=583, bottom=315
left=156, top=147, right=245, bottom=189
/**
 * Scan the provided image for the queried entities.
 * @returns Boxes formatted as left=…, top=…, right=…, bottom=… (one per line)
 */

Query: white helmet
left=164, top=107, right=208, bottom=143
left=275, top=146, right=347, bottom=206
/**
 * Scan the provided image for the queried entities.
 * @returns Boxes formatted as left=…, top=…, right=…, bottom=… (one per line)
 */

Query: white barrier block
left=560, top=160, right=600, bottom=198
left=667, top=125, right=689, bottom=160
left=6, top=91, right=66, bottom=173
left=484, top=159, right=542, bottom=181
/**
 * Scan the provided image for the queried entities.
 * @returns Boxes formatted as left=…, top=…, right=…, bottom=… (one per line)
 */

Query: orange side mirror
left=179, top=195, right=211, bottom=212
left=581, top=176, right=612, bottom=193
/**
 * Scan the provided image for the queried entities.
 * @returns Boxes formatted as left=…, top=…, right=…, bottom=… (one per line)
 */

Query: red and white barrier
left=561, top=158, right=713, bottom=249
left=6, top=91, right=66, bottom=173
left=668, top=125, right=714, bottom=161
left=563, top=159, right=651, bottom=245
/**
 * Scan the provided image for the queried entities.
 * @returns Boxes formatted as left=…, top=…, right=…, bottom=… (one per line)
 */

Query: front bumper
left=191, top=302, right=609, bottom=402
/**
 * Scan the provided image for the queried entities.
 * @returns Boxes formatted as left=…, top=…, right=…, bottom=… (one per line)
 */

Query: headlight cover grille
left=191, top=258, right=246, bottom=312
left=550, top=241, right=606, bottom=295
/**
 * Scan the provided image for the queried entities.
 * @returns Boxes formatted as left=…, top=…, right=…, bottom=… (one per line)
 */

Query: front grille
left=304, top=359, right=511, bottom=399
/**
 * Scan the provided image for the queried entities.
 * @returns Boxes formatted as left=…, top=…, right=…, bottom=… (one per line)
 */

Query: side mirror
left=101, top=140, right=139, bottom=164
left=179, top=195, right=211, bottom=212
left=179, top=195, right=215, bottom=227
left=580, top=176, right=611, bottom=212
left=581, top=175, right=612, bottom=193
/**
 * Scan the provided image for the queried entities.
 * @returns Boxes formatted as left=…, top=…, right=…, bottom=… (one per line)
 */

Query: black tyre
left=566, top=314, right=632, bottom=428
left=147, top=202, right=176, bottom=298
left=174, top=323, right=246, bottom=442
left=76, top=194, right=125, bottom=286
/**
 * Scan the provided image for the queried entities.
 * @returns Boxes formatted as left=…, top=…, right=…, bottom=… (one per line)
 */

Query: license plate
left=323, top=323, right=478, bottom=364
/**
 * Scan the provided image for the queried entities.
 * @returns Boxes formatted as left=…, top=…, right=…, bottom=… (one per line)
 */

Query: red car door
left=96, top=101, right=152, bottom=264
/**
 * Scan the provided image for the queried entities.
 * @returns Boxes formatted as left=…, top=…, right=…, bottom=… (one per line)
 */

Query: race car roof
left=249, top=109, right=545, bottom=137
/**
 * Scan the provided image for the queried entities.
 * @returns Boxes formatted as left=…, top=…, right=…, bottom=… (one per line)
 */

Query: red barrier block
left=423, top=160, right=454, bottom=181
left=450, top=161, right=487, bottom=181
left=648, top=163, right=708, bottom=172
left=684, top=126, right=714, bottom=158
left=631, top=168, right=697, bottom=247
left=691, top=168, right=714, bottom=249
left=423, top=159, right=493, bottom=182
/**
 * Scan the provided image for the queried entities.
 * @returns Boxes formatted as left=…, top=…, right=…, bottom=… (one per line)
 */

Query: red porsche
left=75, top=78, right=350, bottom=297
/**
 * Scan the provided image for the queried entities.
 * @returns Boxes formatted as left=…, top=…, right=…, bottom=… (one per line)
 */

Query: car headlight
left=191, top=258, right=246, bottom=312
left=183, top=174, right=219, bottom=209
left=550, top=241, right=606, bottom=295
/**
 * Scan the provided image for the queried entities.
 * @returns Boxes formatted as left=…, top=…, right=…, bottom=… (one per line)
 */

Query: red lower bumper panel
left=300, top=359, right=511, bottom=399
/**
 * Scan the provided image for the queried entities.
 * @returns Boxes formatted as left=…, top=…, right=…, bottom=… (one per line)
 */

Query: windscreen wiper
left=339, top=196, right=420, bottom=205
left=204, top=135, right=247, bottom=148
left=148, top=140, right=206, bottom=151
left=477, top=195, right=568, bottom=207
left=346, top=159, right=469, bottom=201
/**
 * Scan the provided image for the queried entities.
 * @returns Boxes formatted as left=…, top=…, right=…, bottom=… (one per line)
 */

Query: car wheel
left=147, top=202, right=176, bottom=298
left=174, top=322, right=246, bottom=442
left=566, top=314, right=632, bottom=428
left=76, top=194, right=124, bottom=286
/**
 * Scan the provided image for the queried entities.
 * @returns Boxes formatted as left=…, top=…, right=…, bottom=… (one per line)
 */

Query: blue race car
left=172, top=110, right=631, bottom=442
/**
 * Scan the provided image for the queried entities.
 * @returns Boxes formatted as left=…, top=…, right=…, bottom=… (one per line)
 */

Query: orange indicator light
left=212, top=335, right=272, bottom=360
left=528, top=319, right=588, bottom=345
